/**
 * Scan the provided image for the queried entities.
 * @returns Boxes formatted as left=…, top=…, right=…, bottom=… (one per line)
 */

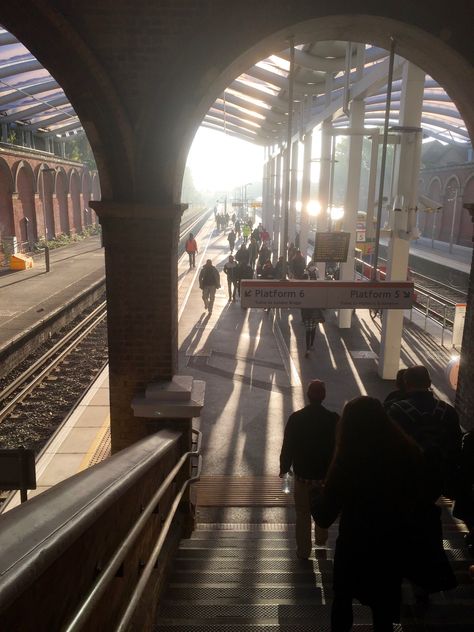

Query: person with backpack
left=198, top=259, right=220, bottom=314
left=227, top=229, right=236, bottom=254
left=223, top=254, right=239, bottom=301
left=185, top=232, right=198, bottom=269
left=387, top=365, right=463, bottom=501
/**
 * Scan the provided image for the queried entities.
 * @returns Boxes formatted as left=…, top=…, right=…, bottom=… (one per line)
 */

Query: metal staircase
left=155, top=515, right=474, bottom=631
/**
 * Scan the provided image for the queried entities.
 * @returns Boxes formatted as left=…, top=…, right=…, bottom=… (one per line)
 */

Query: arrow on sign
left=403, top=291, right=411, bottom=298
left=244, top=290, right=252, bottom=297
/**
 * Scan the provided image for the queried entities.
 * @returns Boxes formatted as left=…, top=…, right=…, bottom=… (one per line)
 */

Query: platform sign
left=314, top=232, right=350, bottom=262
left=240, top=280, right=414, bottom=310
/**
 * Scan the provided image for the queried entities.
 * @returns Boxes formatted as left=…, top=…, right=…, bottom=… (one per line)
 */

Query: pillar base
left=132, top=375, right=205, bottom=419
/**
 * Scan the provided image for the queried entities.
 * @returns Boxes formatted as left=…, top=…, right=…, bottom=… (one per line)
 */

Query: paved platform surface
left=1, top=223, right=469, bottom=520
left=0, top=236, right=104, bottom=355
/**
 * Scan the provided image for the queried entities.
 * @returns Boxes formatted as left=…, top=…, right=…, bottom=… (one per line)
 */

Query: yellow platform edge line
left=78, top=415, right=110, bottom=472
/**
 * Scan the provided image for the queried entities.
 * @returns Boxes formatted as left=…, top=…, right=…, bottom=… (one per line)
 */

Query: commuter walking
left=290, top=249, right=306, bottom=279
left=248, top=238, right=259, bottom=269
left=383, top=369, right=407, bottom=410
left=301, top=308, right=325, bottom=358
left=235, top=243, right=250, bottom=266
left=312, top=396, right=438, bottom=632
left=227, top=229, right=236, bottom=254
left=387, top=365, right=463, bottom=500
left=199, top=259, right=220, bottom=314
left=223, top=254, right=239, bottom=301
left=185, top=233, right=198, bottom=269
left=237, top=261, right=253, bottom=299
left=234, top=219, right=241, bottom=238
left=242, top=223, right=251, bottom=243
left=280, top=379, right=338, bottom=560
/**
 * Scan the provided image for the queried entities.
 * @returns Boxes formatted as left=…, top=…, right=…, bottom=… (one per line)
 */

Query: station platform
left=1, top=221, right=468, bottom=518
left=0, top=235, right=105, bottom=361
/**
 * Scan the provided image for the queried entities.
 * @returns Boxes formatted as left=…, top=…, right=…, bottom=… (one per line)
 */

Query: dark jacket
left=388, top=391, right=462, bottom=499
left=235, top=247, right=249, bottom=265
left=199, top=265, right=220, bottom=288
left=280, top=402, right=338, bottom=480
left=312, top=440, right=455, bottom=615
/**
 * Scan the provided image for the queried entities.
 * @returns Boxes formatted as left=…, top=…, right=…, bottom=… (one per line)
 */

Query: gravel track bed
left=0, top=304, right=108, bottom=454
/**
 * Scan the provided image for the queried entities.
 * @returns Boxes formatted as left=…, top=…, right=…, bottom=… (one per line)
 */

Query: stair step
left=155, top=623, right=474, bottom=631
left=173, top=549, right=335, bottom=560
left=171, top=559, right=333, bottom=572
left=167, top=572, right=330, bottom=584
left=156, top=603, right=372, bottom=625
left=162, top=585, right=323, bottom=604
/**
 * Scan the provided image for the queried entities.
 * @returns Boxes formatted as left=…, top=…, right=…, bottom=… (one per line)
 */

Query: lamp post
left=40, top=167, right=57, bottom=273
left=448, top=185, right=462, bottom=254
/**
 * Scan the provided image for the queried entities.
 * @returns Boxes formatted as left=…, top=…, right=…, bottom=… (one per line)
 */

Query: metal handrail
left=116, top=454, right=202, bottom=632
left=64, top=428, right=202, bottom=632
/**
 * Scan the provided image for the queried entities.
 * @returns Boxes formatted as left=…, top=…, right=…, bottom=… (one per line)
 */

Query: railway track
left=0, top=207, right=211, bottom=459
left=358, top=256, right=467, bottom=328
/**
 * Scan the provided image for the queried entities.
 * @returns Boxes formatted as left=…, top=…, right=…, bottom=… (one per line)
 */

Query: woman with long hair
left=312, top=396, right=423, bottom=631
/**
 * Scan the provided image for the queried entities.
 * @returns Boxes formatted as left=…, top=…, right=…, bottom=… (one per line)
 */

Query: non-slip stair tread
left=171, top=559, right=334, bottom=572
left=168, top=572, right=330, bottom=584
left=162, top=585, right=323, bottom=603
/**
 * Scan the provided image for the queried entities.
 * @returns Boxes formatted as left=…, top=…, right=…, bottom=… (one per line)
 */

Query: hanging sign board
left=452, top=303, right=466, bottom=348
left=240, top=280, right=414, bottom=310
left=314, top=232, right=351, bottom=262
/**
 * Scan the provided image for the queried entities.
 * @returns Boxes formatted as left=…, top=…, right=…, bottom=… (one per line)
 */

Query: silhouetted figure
left=280, top=380, right=338, bottom=559
left=198, top=259, right=220, bottom=314
left=383, top=369, right=407, bottom=410
left=312, top=397, right=432, bottom=631
left=185, top=233, right=198, bottom=269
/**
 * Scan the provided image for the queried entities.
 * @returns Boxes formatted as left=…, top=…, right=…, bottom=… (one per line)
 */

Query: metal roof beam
left=41, top=120, right=82, bottom=137
left=0, top=31, right=19, bottom=46
left=278, top=45, right=388, bottom=73
left=0, top=58, right=43, bottom=79
left=0, top=79, right=60, bottom=107
left=2, top=94, right=69, bottom=122
left=24, top=109, right=75, bottom=131
left=201, top=121, right=267, bottom=145
left=222, top=92, right=286, bottom=123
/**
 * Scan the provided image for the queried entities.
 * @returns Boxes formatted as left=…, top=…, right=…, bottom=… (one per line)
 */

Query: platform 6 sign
left=240, top=280, right=414, bottom=310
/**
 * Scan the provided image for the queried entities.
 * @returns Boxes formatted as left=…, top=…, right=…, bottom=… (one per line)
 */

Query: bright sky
left=186, top=127, right=264, bottom=191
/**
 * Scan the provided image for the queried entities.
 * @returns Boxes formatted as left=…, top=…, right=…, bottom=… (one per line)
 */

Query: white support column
left=273, top=150, right=282, bottom=257
left=338, top=97, right=365, bottom=328
left=316, top=117, right=332, bottom=275
left=288, top=140, right=299, bottom=244
left=261, top=147, right=270, bottom=228
left=265, top=155, right=276, bottom=234
left=299, top=130, right=313, bottom=258
left=379, top=62, right=425, bottom=379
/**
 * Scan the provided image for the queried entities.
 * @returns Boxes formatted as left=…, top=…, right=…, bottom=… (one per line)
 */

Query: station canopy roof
left=0, top=28, right=470, bottom=147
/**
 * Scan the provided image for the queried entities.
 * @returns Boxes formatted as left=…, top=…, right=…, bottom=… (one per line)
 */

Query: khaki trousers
left=293, top=478, right=328, bottom=558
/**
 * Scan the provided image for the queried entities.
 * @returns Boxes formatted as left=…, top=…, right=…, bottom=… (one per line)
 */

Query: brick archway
left=2, top=3, right=473, bottom=446
left=0, top=158, right=15, bottom=238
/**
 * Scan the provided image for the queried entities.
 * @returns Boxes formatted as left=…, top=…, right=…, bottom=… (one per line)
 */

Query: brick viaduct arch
left=0, top=2, right=473, bottom=448
left=0, top=150, right=100, bottom=248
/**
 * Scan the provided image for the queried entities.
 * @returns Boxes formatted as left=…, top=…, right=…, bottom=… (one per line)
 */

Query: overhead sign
left=314, top=232, right=350, bottom=262
left=240, top=280, right=414, bottom=310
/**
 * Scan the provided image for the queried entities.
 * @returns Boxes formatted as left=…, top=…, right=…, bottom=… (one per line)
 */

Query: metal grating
left=196, top=523, right=296, bottom=531
left=195, top=476, right=294, bottom=507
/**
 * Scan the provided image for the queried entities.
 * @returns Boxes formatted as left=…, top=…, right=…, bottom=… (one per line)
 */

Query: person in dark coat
left=312, top=397, right=427, bottom=631
left=280, top=380, right=338, bottom=559
left=301, top=307, right=325, bottom=358
left=235, top=243, right=250, bottom=266
left=290, top=249, right=306, bottom=279
left=387, top=365, right=462, bottom=500
left=383, top=368, right=407, bottom=410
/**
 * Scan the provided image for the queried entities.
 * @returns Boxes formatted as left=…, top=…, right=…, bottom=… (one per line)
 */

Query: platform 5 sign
left=240, top=280, right=414, bottom=310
